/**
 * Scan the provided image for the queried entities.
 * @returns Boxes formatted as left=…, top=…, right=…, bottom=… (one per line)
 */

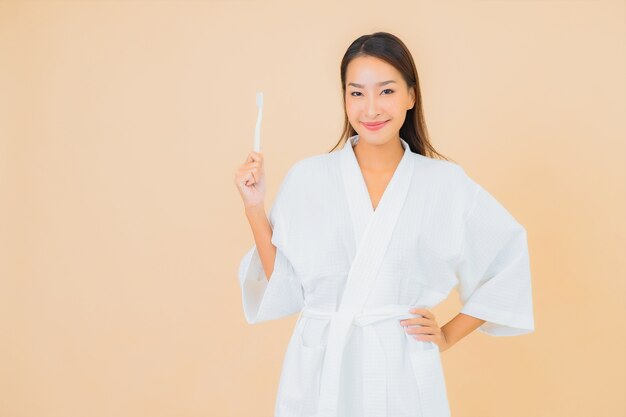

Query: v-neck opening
left=339, top=134, right=416, bottom=258
left=349, top=136, right=408, bottom=215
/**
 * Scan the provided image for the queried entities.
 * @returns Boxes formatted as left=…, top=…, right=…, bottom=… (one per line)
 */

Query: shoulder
left=273, top=151, right=339, bottom=205
left=283, top=151, right=340, bottom=182
left=411, top=153, right=479, bottom=194
left=417, top=156, right=525, bottom=228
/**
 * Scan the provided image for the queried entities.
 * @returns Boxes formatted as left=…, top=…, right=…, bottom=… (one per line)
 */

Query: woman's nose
left=366, top=96, right=381, bottom=116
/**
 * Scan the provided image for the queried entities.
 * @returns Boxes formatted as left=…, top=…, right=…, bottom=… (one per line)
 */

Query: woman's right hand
left=234, top=151, right=266, bottom=210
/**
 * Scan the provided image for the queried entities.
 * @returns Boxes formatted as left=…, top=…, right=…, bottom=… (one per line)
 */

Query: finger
left=410, top=308, right=433, bottom=319
left=413, top=335, right=435, bottom=342
left=246, top=151, right=264, bottom=163
left=242, top=161, right=261, bottom=170
left=400, top=317, right=429, bottom=327
left=238, top=165, right=260, bottom=185
left=406, top=325, right=436, bottom=335
left=249, top=168, right=259, bottom=185
left=242, top=170, right=256, bottom=187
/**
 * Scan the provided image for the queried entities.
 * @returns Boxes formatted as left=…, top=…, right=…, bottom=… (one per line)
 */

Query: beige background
left=1, top=1, right=625, bottom=416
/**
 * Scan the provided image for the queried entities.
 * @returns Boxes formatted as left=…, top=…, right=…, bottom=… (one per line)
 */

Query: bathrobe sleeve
left=456, top=183, right=535, bottom=336
left=237, top=165, right=304, bottom=324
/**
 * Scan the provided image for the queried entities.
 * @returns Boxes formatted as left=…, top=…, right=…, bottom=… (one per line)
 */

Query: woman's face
left=345, top=55, right=415, bottom=146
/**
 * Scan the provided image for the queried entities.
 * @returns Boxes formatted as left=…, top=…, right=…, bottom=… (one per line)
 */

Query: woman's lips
left=361, top=120, right=389, bottom=131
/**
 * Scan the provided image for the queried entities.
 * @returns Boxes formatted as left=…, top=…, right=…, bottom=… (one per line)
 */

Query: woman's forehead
left=346, top=56, right=402, bottom=85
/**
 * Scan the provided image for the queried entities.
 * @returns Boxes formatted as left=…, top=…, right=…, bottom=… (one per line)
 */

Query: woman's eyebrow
left=348, top=80, right=397, bottom=88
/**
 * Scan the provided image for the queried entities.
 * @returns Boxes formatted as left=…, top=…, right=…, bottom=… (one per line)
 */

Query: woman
left=234, top=32, right=534, bottom=417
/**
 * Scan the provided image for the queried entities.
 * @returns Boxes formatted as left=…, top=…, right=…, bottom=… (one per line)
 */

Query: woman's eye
left=350, top=89, right=394, bottom=97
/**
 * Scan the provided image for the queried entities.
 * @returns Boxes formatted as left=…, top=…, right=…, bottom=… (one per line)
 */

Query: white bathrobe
left=237, top=134, right=535, bottom=417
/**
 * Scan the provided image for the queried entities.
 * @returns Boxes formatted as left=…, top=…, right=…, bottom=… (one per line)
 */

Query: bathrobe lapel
left=339, top=134, right=414, bottom=309
left=316, top=135, right=415, bottom=417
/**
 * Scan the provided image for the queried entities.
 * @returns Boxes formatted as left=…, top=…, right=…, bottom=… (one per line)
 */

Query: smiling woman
left=329, top=32, right=449, bottom=162
left=234, top=31, right=535, bottom=417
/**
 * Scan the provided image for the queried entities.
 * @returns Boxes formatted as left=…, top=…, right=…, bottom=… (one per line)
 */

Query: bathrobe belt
left=299, top=304, right=428, bottom=417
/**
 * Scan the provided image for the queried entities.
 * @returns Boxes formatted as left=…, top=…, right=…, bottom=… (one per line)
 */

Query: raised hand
left=234, top=151, right=266, bottom=210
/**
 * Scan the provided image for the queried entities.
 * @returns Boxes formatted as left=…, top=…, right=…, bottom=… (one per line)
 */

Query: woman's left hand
left=400, top=308, right=450, bottom=352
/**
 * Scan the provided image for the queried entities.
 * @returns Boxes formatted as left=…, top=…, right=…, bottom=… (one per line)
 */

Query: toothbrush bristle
left=256, top=92, right=263, bottom=107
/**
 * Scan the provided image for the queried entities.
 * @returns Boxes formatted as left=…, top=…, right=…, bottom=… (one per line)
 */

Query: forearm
left=245, top=205, right=277, bottom=281
left=441, top=313, right=486, bottom=349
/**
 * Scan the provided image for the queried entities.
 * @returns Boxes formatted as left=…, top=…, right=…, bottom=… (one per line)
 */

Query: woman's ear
left=408, top=88, right=415, bottom=110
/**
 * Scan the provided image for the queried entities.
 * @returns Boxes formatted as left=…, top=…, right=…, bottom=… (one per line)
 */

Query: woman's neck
left=353, top=136, right=404, bottom=172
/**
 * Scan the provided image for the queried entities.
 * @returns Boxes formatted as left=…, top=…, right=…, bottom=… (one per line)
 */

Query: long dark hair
left=329, top=32, right=451, bottom=161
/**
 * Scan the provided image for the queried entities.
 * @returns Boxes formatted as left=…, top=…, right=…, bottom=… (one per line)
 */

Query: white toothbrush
left=254, top=92, right=263, bottom=152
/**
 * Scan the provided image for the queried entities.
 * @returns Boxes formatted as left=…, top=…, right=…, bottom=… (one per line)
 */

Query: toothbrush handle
left=254, top=107, right=262, bottom=152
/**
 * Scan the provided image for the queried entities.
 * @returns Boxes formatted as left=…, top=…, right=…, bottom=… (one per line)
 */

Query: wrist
left=245, top=204, right=266, bottom=218
left=441, top=326, right=453, bottom=351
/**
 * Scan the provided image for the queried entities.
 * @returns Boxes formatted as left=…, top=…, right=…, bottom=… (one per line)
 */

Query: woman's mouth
left=361, top=120, right=389, bottom=131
